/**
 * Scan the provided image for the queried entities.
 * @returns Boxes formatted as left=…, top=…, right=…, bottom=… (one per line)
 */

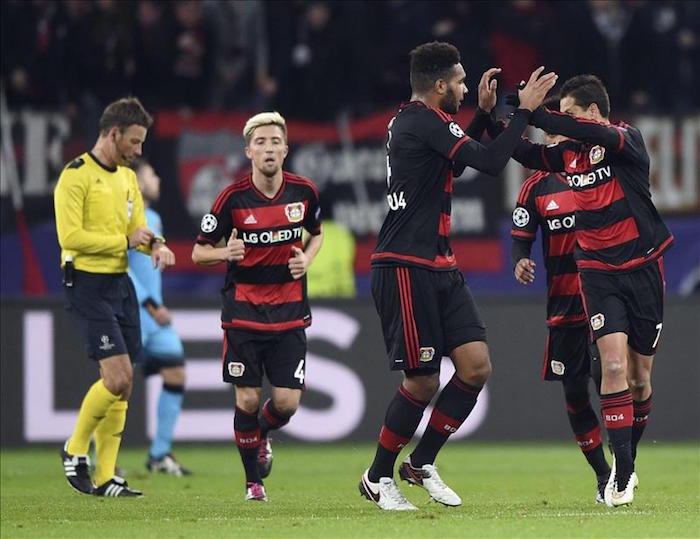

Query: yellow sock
left=94, top=400, right=128, bottom=487
left=66, top=380, right=120, bottom=455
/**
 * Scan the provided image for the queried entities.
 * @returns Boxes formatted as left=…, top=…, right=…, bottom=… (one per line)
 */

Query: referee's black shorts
left=371, top=266, right=486, bottom=372
left=64, top=270, right=142, bottom=362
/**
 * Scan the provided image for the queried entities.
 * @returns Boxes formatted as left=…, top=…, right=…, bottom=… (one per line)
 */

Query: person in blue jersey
left=128, top=158, right=191, bottom=477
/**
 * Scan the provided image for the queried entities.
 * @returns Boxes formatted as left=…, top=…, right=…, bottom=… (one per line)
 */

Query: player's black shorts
left=222, top=328, right=307, bottom=389
left=579, top=258, right=665, bottom=356
left=371, top=266, right=486, bottom=372
left=542, top=325, right=597, bottom=382
left=64, top=270, right=142, bottom=362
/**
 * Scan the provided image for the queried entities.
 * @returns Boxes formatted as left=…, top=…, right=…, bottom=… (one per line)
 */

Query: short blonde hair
left=243, top=112, right=287, bottom=145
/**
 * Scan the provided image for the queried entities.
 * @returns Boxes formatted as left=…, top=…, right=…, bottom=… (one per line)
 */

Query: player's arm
left=192, top=196, right=243, bottom=266
left=510, top=179, right=540, bottom=285
left=530, top=107, right=624, bottom=152
left=289, top=185, right=324, bottom=280
left=54, top=170, right=130, bottom=255
left=463, top=67, right=502, bottom=141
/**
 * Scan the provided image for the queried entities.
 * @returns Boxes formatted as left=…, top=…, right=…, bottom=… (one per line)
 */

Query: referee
left=54, top=97, right=175, bottom=497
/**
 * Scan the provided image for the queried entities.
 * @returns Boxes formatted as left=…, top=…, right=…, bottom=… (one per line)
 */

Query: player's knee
left=273, top=398, right=299, bottom=417
left=601, top=358, right=626, bottom=380
left=236, top=391, right=261, bottom=414
left=458, top=353, right=491, bottom=386
left=162, top=365, right=186, bottom=386
left=628, top=377, right=650, bottom=399
left=402, top=373, right=440, bottom=401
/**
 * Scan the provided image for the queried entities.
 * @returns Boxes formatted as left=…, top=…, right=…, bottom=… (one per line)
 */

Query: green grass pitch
left=1, top=442, right=698, bottom=538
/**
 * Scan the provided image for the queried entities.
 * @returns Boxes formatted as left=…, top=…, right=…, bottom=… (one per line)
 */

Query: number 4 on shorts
left=294, top=359, right=305, bottom=384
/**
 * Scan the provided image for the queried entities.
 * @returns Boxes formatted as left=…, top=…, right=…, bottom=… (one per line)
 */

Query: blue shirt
left=128, top=207, right=163, bottom=307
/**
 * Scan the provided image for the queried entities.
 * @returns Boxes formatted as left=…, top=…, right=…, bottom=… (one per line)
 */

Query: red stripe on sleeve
left=448, top=136, right=470, bottom=160
left=511, top=229, right=536, bottom=239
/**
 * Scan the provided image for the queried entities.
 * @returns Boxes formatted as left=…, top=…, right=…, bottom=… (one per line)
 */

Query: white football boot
left=359, top=470, right=418, bottom=511
left=398, top=458, right=462, bottom=506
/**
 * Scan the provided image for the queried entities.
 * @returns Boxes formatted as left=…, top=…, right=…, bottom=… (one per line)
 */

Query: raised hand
left=288, top=245, right=308, bottom=279
left=518, top=66, right=558, bottom=112
left=151, top=242, right=175, bottom=269
left=478, top=67, right=501, bottom=113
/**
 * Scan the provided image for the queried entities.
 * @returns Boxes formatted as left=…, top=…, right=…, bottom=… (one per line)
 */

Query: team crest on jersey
left=448, top=122, right=465, bottom=138
left=590, top=313, right=605, bottom=331
left=550, top=360, right=565, bottom=376
left=228, top=362, right=245, bottom=377
left=589, top=145, right=605, bottom=165
left=285, top=202, right=305, bottom=223
left=201, top=213, right=218, bottom=233
left=419, top=347, right=435, bottom=362
left=512, top=207, right=530, bottom=227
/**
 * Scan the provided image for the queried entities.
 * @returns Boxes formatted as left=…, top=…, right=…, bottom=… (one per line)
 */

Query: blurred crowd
left=2, top=0, right=699, bottom=123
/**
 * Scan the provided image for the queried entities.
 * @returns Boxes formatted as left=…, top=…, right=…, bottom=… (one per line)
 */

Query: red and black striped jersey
left=372, top=101, right=532, bottom=270
left=511, top=170, right=586, bottom=327
left=513, top=110, right=673, bottom=273
left=196, top=172, right=322, bottom=332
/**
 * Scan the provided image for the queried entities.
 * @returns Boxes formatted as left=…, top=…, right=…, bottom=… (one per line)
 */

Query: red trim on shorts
left=223, top=319, right=309, bottom=332
left=397, top=268, right=420, bottom=368
left=576, top=237, right=673, bottom=272
left=371, top=251, right=457, bottom=269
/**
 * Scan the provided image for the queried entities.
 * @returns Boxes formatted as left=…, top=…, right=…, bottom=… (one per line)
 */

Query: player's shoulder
left=58, top=153, right=92, bottom=183
left=284, top=171, right=319, bottom=197
left=614, top=120, right=643, bottom=140
left=518, top=170, right=552, bottom=203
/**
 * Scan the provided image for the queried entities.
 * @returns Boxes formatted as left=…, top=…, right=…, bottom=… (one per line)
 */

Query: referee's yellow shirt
left=54, top=152, right=153, bottom=273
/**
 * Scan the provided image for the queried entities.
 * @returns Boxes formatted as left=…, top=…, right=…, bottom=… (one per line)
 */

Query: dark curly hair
left=560, top=75, right=610, bottom=118
left=99, top=96, right=153, bottom=135
left=409, top=41, right=461, bottom=94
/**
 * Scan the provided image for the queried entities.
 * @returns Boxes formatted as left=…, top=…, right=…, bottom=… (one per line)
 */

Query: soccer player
left=508, top=75, right=673, bottom=506
left=510, top=98, right=611, bottom=503
left=128, top=158, right=191, bottom=477
left=359, top=41, right=557, bottom=511
left=191, top=112, right=323, bottom=502
left=55, top=97, right=176, bottom=497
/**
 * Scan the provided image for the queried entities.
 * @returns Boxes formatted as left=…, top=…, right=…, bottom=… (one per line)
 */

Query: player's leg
left=144, top=325, right=190, bottom=475
left=223, top=329, right=267, bottom=500
left=400, top=271, right=488, bottom=506
left=258, top=329, right=307, bottom=478
left=361, top=267, right=439, bottom=510
left=580, top=271, right=635, bottom=506
left=626, top=258, right=665, bottom=463
left=561, top=375, right=611, bottom=502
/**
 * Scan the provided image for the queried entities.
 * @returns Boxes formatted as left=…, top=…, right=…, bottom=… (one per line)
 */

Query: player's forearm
left=191, top=243, right=227, bottom=265
left=510, top=239, right=533, bottom=270
left=511, top=140, right=563, bottom=171
left=454, top=109, right=531, bottom=176
left=530, top=108, right=621, bottom=150
left=303, top=232, right=323, bottom=267
left=464, top=107, right=491, bottom=141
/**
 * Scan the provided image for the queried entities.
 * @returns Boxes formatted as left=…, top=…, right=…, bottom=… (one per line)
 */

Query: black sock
left=234, top=406, right=262, bottom=484
left=631, top=394, right=652, bottom=462
left=259, top=399, right=292, bottom=438
left=564, top=383, right=610, bottom=478
left=367, top=386, right=428, bottom=482
left=410, top=375, right=481, bottom=467
left=601, top=389, right=634, bottom=487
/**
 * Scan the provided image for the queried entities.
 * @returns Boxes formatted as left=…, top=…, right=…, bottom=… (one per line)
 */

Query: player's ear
left=434, top=78, right=447, bottom=95
left=244, top=145, right=252, bottom=159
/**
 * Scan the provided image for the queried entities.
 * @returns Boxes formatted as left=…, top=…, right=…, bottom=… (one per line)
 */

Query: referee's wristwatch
left=150, top=235, right=166, bottom=247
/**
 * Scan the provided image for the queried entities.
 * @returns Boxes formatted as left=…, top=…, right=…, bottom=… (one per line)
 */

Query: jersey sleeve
left=54, top=168, right=128, bottom=256
left=196, top=189, right=234, bottom=245
left=512, top=139, right=569, bottom=171
left=510, top=176, right=540, bottom=245
left=303, top=184, right=322, bottom=236
left=530, top=108, right=647, bottom=163
left=426, top=108, right=532, bottom=177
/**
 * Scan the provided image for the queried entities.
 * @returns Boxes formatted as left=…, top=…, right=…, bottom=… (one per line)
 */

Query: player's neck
left=410, top=93, right=441, bottom=109
left=91, top=139, right=117, bottom=169
left=252, top=171, right=283, bottom=199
